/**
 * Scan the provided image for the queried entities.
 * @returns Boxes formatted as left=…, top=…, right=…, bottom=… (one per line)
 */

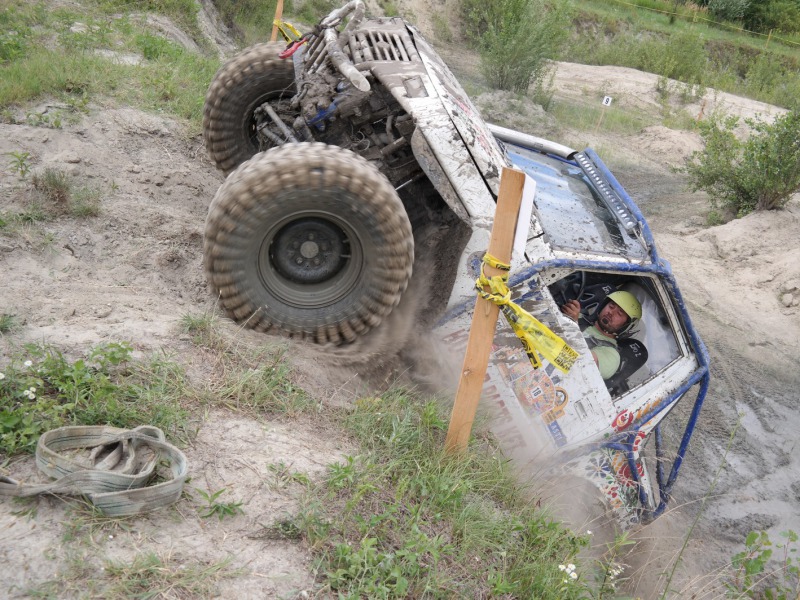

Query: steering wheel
left=552, top=271, right=586, bottom=307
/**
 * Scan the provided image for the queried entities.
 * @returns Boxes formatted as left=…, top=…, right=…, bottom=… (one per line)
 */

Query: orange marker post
left=270, top=0, right=285, bottom=42
left=444, top=167, right=526, bottom=453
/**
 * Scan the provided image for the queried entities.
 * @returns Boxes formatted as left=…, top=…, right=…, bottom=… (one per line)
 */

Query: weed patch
left=727, top=529, right=800, bottom=598
left=32, top=168, right=71, bottom=207
left=211, top=351, right=313, bottom=416
left=0, top=342, right=195, bottom=455
left=195, top=487, right=245, bottom=520
left=299, top=389, right=589, bottom=598
left=0, top=315, right=19, bottom=334
left=1, top=160, right=106, bottom=223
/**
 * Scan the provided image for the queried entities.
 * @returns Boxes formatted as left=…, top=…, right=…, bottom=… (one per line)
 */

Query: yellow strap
left=482, top=253, right=510, bottom=271
left=476, top=254, right=578, bottom=374
left=273, top=19, right=302, bottom=42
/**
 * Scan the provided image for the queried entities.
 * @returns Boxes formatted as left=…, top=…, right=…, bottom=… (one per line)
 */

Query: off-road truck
left=202, top=0, right=709, bottom=524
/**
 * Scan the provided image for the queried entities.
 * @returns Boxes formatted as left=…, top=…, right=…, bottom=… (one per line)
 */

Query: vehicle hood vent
left=347, top=27, right=420, bottom=63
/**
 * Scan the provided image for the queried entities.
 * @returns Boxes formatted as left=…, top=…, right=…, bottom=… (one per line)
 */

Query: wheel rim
left=241, top=91, right=294, bottom=154
left=258, top=210, right=365, bottom=309
left=242, top=95, right=275, bottom=153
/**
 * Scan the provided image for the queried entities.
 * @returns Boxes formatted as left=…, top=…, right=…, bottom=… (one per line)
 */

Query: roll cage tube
left=514, top=256, right=709, bottom=521
left=439, top=256, right=710, bottom=520
left=435, top=139, right=708, bottom=520
left=438, top=235, right=708, bottom=519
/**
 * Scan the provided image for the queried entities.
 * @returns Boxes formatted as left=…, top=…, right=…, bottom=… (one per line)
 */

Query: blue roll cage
left=513, top=146, right=710, bottom=521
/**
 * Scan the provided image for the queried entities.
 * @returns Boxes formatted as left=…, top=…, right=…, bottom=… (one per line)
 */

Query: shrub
left=461, top=0, right=570, bottom=93
left=638, top=29, right=707, bottom=85
left=744, top=53, right=784, bottom=96
left=682, top=110, right=800, bottom=216
left=708, top=0, right=749, bottom=22
left=744, top=0, right=800, bottom=35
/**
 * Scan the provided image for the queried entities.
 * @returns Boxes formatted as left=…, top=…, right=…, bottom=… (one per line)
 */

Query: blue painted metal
left=439, top=141, right=710, bottom=522
left=583, top=148, right=659, bottom=262
left=541, top=149, right=711, bottom=522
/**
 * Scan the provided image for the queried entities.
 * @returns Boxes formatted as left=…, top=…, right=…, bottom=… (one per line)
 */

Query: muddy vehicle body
left=202, top=1, right=709, bottom=523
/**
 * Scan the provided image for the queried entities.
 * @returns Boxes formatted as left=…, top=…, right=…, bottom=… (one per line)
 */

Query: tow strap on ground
left=476, top=253, right=579, bottom=374
left=0, top=425, right=188, bottom=517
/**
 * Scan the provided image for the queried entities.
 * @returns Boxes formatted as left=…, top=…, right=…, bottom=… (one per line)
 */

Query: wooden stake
left=444, top=167, right=526, bottom=453
left=270, top=0, right=285, bottom=43
left=594, top=108, right=606, bottom=135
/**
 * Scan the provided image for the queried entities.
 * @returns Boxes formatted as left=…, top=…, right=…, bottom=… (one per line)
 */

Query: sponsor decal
left=493, top=345, right=570, bottom=446
left=547, top=420, right=567, bottom=447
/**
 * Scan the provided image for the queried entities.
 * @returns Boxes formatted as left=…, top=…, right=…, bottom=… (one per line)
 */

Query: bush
left=461, top=0, right=570, bottom=93
left=682, top=110, right=800, bottom=216
left=743, top=0, right=800, bottom=35
left=708, top=0, right=749, bottom=22
left=637, top=29, right=707, bottom=85
left=727, top=530, right=800, bottom=598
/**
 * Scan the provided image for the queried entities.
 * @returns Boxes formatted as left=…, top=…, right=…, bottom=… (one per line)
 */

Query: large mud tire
left=204, top=143, right=415, bottom=344
left=203, top=42, right=295, bottom=176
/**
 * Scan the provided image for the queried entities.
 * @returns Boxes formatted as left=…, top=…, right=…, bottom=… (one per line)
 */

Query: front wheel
left=204, top=143, right=414, bottom=344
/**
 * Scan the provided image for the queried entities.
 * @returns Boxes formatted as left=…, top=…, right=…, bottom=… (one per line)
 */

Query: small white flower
left=28, top=387, right=36, bottom=393
left=23, top=390, right=34, bottom=399
left=559, top=564, right=567, bottom=572
left=108, top=535, right=114, bottom=540
left=24, top=360, right=32, bottom=367
left=570, top=571, right=578, bottom=580
left=0, top=372, right=5, bottom=380
left=568, top=563, right=575, bottom=571
left=586, top=530, right=592, bottom=535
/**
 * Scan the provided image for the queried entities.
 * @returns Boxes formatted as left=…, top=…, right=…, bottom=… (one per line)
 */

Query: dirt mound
left=633, top=125, right=704, bottom=168
left=475, top=90, right=559, bottom=137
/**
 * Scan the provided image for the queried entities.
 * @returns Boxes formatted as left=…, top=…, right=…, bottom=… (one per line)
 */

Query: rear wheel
left=204, top=143, right=414, bottom=344
left=203, top=42, right=296, bottom=176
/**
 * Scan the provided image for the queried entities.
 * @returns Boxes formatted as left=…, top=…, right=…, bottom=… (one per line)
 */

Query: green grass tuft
left=28, top=550, right=239, bottom=598
left=298, top=389, right=590, bottom=598
left=0, top=342, right=196, bottom=455
left=0, top=314, right=18, bottom=334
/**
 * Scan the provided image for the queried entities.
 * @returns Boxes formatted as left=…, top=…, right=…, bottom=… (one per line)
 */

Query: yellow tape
left=273, top=19, right=302, bottom=43
left=477, top=254, right=578, bottom=374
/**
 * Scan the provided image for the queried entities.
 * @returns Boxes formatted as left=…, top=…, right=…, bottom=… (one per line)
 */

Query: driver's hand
left=560, top=299, right=581, bottom=322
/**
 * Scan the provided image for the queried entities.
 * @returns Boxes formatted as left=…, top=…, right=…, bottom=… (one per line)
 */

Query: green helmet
left=607, top=291, right=642, bottom=321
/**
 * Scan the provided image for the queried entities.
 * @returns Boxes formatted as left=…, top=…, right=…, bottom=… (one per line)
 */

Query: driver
left=560, top=291, right=642, bottom=381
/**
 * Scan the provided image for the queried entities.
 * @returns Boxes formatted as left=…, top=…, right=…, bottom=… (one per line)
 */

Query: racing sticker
left=577, top=450, right=641, bottom=529
left=611, top=397, right=662, bottom=432
left=494, top=350, right=569, bottom=446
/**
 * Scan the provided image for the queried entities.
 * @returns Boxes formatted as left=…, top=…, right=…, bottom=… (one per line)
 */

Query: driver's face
left=597, top=300, right=630, bottom=334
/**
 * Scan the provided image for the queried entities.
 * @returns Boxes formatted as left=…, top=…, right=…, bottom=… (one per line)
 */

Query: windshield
left=506, top=146, right=649, bottom=260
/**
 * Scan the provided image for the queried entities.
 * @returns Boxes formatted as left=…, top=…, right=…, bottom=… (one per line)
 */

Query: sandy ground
left=2, top=2, right=799, bottom=598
